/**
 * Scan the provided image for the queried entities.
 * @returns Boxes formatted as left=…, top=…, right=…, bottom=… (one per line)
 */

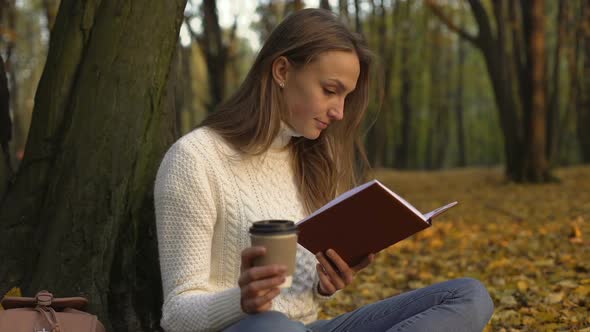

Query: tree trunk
left=367, top=0, right=390, bottom=167
left=522, top=0, right=549, bottom=180
left=395, top=0, right=412, bottom=169
left=455, top=7, right=467, bottom=167
left=339, top=0, right=349, bottom=25
left=578, top=0, right=590, bottom=162
left=0, top=54, right=11, bottom=197
left=320, top=0, right=331, bottom=11
left=0, top=1, right=186, bottom=330
left=199, top=0, right=229, bottom=114
left=546, top=0, right=565, bottom=164
left=354, top=0, right=362, bottom=34
left=426, top=23, right=449, bottom=170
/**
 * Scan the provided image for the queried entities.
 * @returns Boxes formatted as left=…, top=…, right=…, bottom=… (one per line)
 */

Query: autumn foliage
left=319, top=167, right=590, bottom=331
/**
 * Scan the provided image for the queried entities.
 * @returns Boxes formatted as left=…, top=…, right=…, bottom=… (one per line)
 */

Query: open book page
left=374, top=180, right=428, bottom=223
left=296, top=180, right=378, bottom=225
left=423, top=201, right=459, bottom=220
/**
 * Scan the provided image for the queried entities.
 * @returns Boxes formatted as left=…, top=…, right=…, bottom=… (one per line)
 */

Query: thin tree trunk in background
left=455, top=7, right=467, bottom=167
left=426, top=23, right=449, bottom=170
left=523, top=0, right=549, bottom=180
left=424, top=22, right=437, bottom=170
left=385, top=0, right=401, bottom=167
left=170, top=42, right=195, bottom=136
left=198, top=0, right=229, bottom=113
left=366, top=0, right=386, bottom=167
left=339, top=0, right=350, bottom=26
left=354, top=0, right=362, bottom=34
left=546, top=1, right=565, bottom=164
left=378, top=0, right=393, bottom=167
left=339, top=0, right=349, bottom=23
left=555, top=1, right=579, bottom=163
left=395, top=0, right=412, bottom=169
left=0, top=54, right=11, bottom=197
left=320, top=0, right=331, bottom=11
left=578, top=0, right=590, bottom=162
left=0, top=1, right=186, bottom=330
left=436, top=41, right=452, bottom=169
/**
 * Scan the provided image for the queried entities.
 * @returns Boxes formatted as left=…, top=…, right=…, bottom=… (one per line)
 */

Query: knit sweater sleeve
left=154, top=137, right=245, bottom=332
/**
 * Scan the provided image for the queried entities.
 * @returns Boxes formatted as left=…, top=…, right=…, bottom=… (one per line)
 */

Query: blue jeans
left=224, top=278, right=494, bottom=332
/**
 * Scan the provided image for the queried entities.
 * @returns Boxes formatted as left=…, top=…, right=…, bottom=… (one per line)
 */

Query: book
left=296, top=179, right=458, bottom=266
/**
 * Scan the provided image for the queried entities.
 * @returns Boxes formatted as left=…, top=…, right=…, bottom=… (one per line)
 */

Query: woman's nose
left=327, top=106, right=344, bottom=121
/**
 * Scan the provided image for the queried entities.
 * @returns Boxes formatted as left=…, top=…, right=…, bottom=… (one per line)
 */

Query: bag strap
left=1, top=290, right=88, bottom=310
left=35, top=305, right=63, bottom=332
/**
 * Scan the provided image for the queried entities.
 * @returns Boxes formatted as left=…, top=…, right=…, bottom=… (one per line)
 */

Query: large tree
left=426, top=0, right=553, bottom=182
left=0, top=0, right=187, bottom=330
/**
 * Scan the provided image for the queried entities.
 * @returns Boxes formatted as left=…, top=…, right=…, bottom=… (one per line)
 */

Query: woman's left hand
left=316, top=249, right=375, bottom=296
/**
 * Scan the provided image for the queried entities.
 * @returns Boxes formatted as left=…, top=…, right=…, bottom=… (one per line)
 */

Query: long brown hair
left=201, top=8, right=374, bottom=214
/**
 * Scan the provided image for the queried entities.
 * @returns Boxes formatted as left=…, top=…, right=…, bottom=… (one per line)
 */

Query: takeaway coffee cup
left=249, top=220, right=298, bottom=288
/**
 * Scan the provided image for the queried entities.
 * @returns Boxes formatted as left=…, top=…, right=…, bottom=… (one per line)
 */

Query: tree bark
left=339, top=0, right=349, bottom=25
left=546, top=1, right=565, bottom=164
left=354, top=0, right=362, bottom=34
left=42, top=0, right=60, bottom=32
left=366, top=0, right=390, bottom=167
left=0, top=1, right=186, bottom=330
left=523, top=0, right=548, bottom=181
left=578, top=0, right=590, bottom=162
left=320, top=0, right=331, bottom=11
left=194, top=0, right=233, bottom=114
left=395, top=0, right=412, bottom=169
left=455, top=7, right=467, bottom=167
left=0, top=54, right=11, bottom=197
left=425, top=21, right=450, bottom=170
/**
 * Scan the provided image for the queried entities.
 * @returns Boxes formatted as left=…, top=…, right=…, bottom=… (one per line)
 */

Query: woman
left=155, top=8, right=494, bottom=332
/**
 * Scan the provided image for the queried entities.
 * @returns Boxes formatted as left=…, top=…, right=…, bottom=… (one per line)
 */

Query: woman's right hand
left=238, top=246, right=287, bottom=314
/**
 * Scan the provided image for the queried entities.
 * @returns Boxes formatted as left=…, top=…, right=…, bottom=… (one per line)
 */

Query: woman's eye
left=323, top=88, right=336, bottom=95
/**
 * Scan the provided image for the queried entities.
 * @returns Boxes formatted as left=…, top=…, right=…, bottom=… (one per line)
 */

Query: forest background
left=0, top=0, right=589, bottom=331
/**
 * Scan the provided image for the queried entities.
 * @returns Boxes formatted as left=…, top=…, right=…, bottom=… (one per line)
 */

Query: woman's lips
left=315, top=119, right=328, bottom=129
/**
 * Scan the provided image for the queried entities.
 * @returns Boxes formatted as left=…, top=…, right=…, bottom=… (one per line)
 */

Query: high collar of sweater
left=271, top=122, right=303, bottom=149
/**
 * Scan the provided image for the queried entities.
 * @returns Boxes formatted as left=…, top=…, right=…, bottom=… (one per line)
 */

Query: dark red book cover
left=296, top=180, right=457, bottom=266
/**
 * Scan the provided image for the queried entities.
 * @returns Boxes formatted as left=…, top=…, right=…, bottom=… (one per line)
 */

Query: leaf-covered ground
left=318, top=166, right=590, bottom=332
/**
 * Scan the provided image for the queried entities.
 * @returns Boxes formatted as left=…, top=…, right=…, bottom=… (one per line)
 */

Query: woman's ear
left=272, top=56, right=291, bottom=87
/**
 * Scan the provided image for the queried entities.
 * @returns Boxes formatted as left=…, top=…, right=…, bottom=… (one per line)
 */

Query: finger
left=352, top=253, right=375, bottom=272
left=316, top=252, right=345, bottom=289
left=238, top=264, right=287, bottom=287
left=241, top=274, right=286, bottom=297
left=241, top=246, right=266, bottom=272
left=316, top=263, right=336, bottom=295
left=242, top=287, right=281, bottom=313
left=325, top=249, right=354, bottom=284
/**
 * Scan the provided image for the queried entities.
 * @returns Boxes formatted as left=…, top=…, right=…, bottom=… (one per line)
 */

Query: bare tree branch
left=425, top=0, right=479, bottom=46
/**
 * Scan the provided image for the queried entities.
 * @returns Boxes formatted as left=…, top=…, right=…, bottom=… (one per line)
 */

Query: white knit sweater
left=154, top=126, right=333, bottom=332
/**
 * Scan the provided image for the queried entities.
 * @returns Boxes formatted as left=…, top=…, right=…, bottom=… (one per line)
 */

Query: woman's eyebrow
left=324, top=79, right=350, bottom=93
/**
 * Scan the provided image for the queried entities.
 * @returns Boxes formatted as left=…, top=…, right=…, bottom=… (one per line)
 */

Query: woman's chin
left=303, top=130, right=322, bottom=140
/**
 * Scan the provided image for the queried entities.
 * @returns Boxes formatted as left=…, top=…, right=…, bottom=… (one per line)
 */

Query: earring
left=279, top=82, right=285, bottom=88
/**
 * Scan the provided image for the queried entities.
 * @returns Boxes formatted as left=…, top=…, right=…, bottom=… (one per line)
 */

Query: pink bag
left=0, top=290, right=106, bottom=332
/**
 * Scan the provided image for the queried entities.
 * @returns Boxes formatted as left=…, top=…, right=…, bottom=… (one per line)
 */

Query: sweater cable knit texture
left=155, top=126, right=333, bottom=332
